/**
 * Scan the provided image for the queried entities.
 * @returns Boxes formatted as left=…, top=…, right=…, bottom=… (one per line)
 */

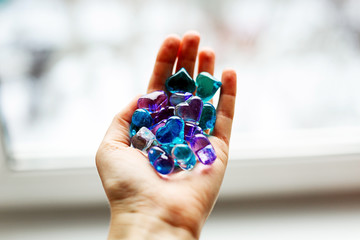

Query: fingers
left=197, top=47, right=216, bottom=105
left=175, top=31, right=200, bottom=77
left=212, top=69, right=237, bottom=146
left=147, top=34, right=181, bottom=93
left=103, top=95, right=140, bottom=146
left=197, top=48, right=215, bottom=75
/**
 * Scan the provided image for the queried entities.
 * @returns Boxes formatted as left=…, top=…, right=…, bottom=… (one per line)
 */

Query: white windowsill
left=1, top=127, right=360, bottom=210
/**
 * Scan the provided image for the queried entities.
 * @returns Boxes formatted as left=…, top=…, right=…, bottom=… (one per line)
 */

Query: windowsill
left=1, top=127, right=360, bottom=210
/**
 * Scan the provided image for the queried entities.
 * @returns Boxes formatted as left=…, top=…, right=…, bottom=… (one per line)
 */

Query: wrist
left=108, top=211, right=197, bottom=240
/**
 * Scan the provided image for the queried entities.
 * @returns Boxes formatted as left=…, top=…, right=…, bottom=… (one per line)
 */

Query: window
left=1, top=0, right=360, bottom=207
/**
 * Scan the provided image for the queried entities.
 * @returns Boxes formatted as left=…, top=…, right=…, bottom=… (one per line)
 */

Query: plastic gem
left=199, top=103, right=216, bottom=130
left=148, top=146, right=174, bottom=175
left=165, top=68, right=196, bottom=93
left=195, top=72, right=222, bottom=102
left=175, top=96, right=203, bottom=123
left=131, top=127, right=157, bottom=152
left=169, top=92, right=193, bottom=106
left=189, top=133, right=216, bottom=165
left=137, top=90, right=168, bottom=112
left=155, top=116, right=184, bottom=144
left=131, top=108, right=153, bottom=128
left=172, top=144, right=196, bottom=170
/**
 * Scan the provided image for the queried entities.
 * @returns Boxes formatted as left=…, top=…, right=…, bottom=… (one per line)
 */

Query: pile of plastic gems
left=130, top=68, right=222, bottom=175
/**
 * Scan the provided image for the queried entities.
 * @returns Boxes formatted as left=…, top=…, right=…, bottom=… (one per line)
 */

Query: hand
left=96, top=31, right=237, bottom=240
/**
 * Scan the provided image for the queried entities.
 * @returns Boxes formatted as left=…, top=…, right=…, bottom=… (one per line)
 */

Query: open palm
left=96, top=31, right=237, bottom=239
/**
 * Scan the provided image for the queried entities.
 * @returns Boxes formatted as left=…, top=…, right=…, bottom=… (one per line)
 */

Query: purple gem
left=169, top=92, right=193, bottom=106
left=184, top=121, right=203, bottom=142
left=137, top=90, right=168, bottom=112
left=175, top=96, right=203, bottom=123
left=151, top=106, right=175, bottom=124
left=189, top=133, right=216, bottom=165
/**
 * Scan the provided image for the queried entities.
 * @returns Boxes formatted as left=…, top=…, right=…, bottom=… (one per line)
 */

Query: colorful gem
left=195, top=72, right=222, bottom=102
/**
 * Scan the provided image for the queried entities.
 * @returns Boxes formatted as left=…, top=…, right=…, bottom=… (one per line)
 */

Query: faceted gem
left=156, top=116, right=184, bottom=144
left=129, top=123, right=140, bottom=138
left=199, top=103, right=216, bottom=130
left=169, top=92, right=193, bottom=106
left=184, top=121, right=203, bottom=142
left=150, top=119, right=166, bottom=135
left=131, top=127, right=157, bottom=152
left=195, top=72, right=222, bottom=102
left=175, top=96, right=203, bottom=123
left=148, top=146, right=174, bottom=174
left=137, top=90, right=168, bottom=112
left=165, top=68, right=196, bottom=93
left=131, top=108, right=153, bottom=128
left=151, top=106, right=175, bottom=124
left=172, top=144, right=196, bottom=170
left=189, top=133, right=216, bottom=165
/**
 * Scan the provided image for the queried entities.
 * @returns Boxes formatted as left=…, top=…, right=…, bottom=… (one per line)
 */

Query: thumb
left=103, top=95, right=140, bottom=146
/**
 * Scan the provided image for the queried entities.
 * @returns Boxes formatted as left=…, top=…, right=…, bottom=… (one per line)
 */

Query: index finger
left=147, top=35, right=181, bottom=93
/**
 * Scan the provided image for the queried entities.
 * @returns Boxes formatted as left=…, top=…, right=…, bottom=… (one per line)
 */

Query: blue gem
left=172, top=144, right=196, bottom=170
left=131, top=108, right=153, bottom=128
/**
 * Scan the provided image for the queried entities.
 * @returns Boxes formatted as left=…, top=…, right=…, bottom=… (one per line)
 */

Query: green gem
left=165, top=68, right=196, bottom=93
left=199, top=103, right=216, bottom=130
left=195, top=72, right=222, bottom=102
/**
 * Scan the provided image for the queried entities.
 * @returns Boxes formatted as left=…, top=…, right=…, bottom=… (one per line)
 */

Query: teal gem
left=195, top=72, right=222, bottom=102
left=199, top=103, right=216, bottom=130
left=171, top=144, right=196, bottom=170
left=165, top=68, right=196, bottom=93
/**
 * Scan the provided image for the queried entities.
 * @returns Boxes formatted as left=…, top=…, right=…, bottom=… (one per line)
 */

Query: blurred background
left=1, top=0, right=360, bottom=239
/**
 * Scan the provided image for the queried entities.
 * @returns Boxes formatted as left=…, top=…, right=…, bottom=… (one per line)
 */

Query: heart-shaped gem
left=148, top=146, right=174, bottom=174
left=189, top=133, right=216, bottom=165
left=169, top=92, right=193, bottom=106
left=155, top=116, right=184, bottom=144
left=195, top=72, right=222, bottom=102
left=137, top=90, right=168, bottom=112
left=175, top=96, right=203, bottom=123
left=131, top=108, right=153, bottom=128
left=171, top=144, right=196, bottom=170
left=165, top=68, right=196, bottom=93
left=199, top=103, right=216, bottom=130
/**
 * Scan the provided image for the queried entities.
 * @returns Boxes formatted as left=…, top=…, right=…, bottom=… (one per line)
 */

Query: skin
left=96, top=31, right=237, bottom=240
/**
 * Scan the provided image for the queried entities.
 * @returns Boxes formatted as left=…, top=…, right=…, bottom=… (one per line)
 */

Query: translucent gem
left=131, top=108, right=153, bottom=128
left=148, top=146, right=174, bottom=175
left=172, top=144, right=196, bottom=170
left=189, top=133, right=216, bottom=165
left=155, top=116, right=184, bottom=144
left=131, top=127, right=157, bottom=152
left=175, top=96, right=203, bottom=123
left=151, top=106, right=175, bottom=124
left=150, top=119, right=166, bottom=135
left=148, top=146, right=166, bottom=165
left=165, top=68, right=196, bottom=93
left=199, top=103, right=216, bottom=130
left=184, top=121, right=203, bottom=142
left=129, top=123, right=140, bottom=138
left=137, top=90, right=168, bottom=112
left=195, top=72, right=222, bottom=102
left=169, top=92, right=193, bottom=106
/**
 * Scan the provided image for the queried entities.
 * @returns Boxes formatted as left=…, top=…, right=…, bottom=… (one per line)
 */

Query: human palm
left=96, top=31, right=237, bottom=239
